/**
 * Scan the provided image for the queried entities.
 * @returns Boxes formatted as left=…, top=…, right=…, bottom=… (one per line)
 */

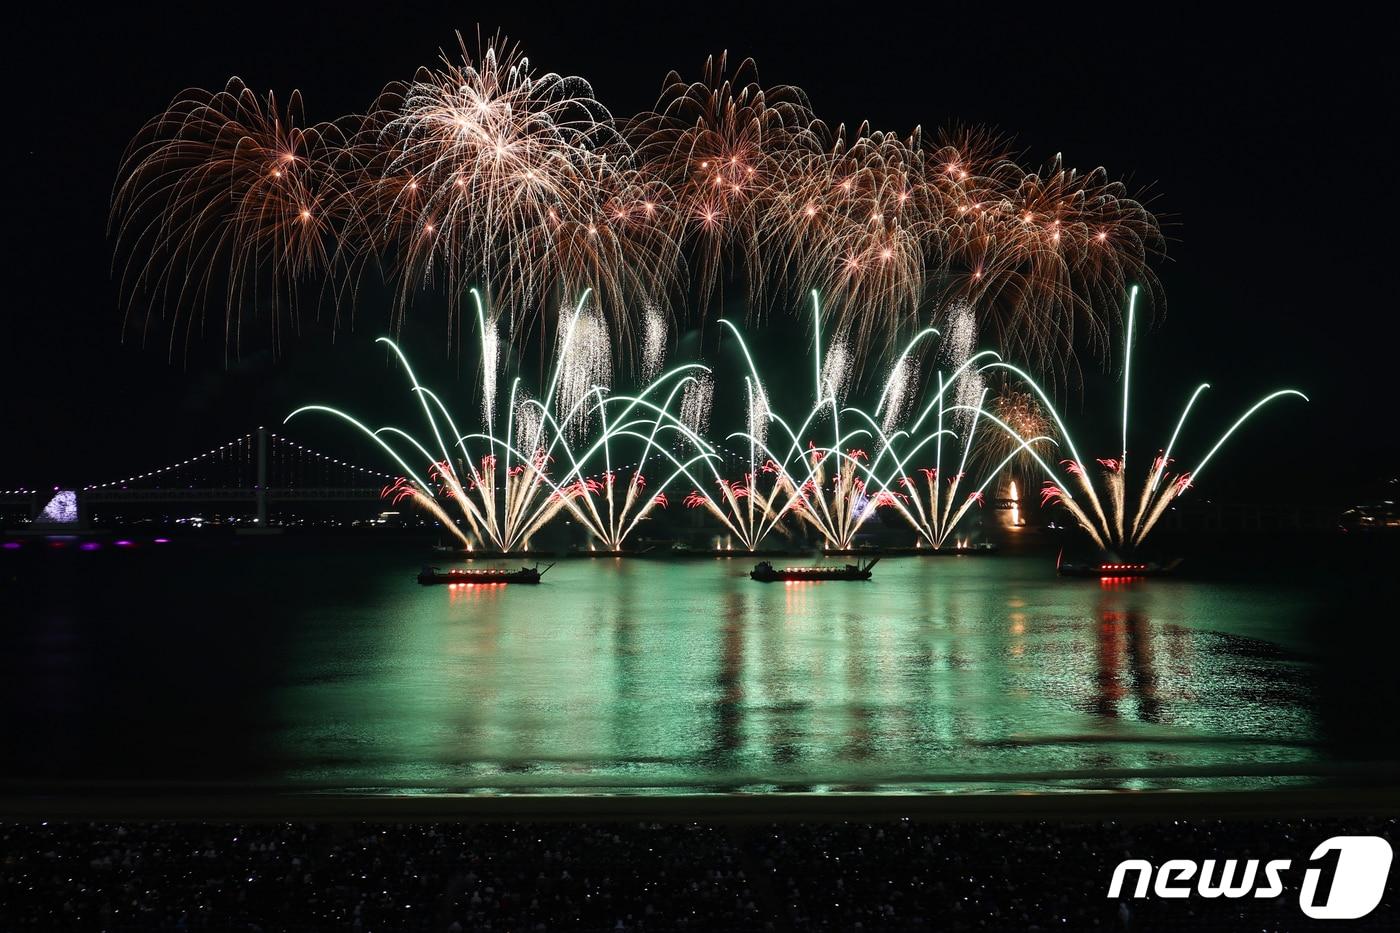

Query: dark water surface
left=2, top=536, right=1396, bottom=795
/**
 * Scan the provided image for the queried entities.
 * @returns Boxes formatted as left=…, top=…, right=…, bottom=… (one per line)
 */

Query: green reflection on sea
left=274, top=554, right=1320, bottom=794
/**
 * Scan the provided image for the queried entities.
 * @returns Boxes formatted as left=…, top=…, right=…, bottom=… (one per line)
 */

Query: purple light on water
left=154, top=537, right=171, bottom=544
left=80, top=542, right=102, bottom=551
left=114, top=540, right=134, bottom=548
left=2, top=542, right=20, bottom=550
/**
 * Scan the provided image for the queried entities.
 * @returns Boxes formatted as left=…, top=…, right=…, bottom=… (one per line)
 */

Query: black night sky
left=6, top=4, right=1395, bottom=500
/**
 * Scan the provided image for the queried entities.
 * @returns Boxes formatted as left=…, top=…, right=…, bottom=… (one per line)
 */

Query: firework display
left=982, top=287, right=1308, bottom=554
left=286, top=290, right=1027, bottom=552
left=979, top=387, right=1054, bottom=487
left=702, top=294, right=1044, bottom=550
left=287, top=293, right=718, bottom=552
left=115, top=34, right=1161, bottom=367
left=119, top=34, right=1304, bottom=559
left=288, top=283, right=1302, bottom=557
left=112, top=81, right=359, bottom=353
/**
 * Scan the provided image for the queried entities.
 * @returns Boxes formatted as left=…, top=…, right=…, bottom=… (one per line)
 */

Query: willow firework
left=112, top=80, right=360, bottom=357
left=115, top=32, right=1162, bottom=370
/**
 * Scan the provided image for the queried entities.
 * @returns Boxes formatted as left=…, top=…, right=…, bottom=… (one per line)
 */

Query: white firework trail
left=679, top=371, right=715, bottom=443
left=746, top=377, right=770, bottom=449
left=513, top=391, right=541, bottom=454
left=941, top=300, right=978, bottom=365
left=641, top=304, right=667, bottom=382
left=470, top=289, right=501, bottom=429
left=880, top=355, right=918, bottom=435
left=556, top=303, right=612, bottom=440
left=820, top=333, right=853, bottom=405
left=941, top=300, right=984, bottom=433
left=480, top=322, right=499, bottom=427
left=954, top=368, right=986, bottom=435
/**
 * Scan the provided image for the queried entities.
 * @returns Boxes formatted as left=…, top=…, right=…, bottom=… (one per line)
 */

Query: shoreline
left=4, top=785, right=1399, bottom=823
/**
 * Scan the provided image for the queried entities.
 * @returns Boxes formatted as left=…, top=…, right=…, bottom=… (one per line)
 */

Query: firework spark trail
left=555, top=302, right=613, bottom=440
left=715, top=304, right=855, bottom=546
left=369, top=337, right=507, bottom=546
left=282, top=287, right=1283, bottom=558
left=855, top=403, right=1053, bottom=549
left=1103, top=460, right=1126, bottom=546
left=284, top=280, right=1136, bottom=551
left=981, top=287, right=1307, bottom=555
left=383, top=478, right=474, bottom=548
left=745, top=378, right=770, bottom=449
left=510, top=388, right=541, bottom=458
left=872, top=346, right=1025, bottom=541
left=939, top=300, right=987, bottom=433
left=856, top=352, right=1053, bottom=550
left=494, top=362, right=726, bottom=550
left=819, top=333, right=853, bottom=407
left=485, top=291, right=608, bottom=546
left=714, top=294, right=897, bottom=549
left=489, top=381, right=612, bottom=547
left=679, top=371, right=715, bottom=441
left=879, top=356, right=919, bottom=435
left=715, top=317, right=838, bottom=548
left=873, top=326, right=940, bottom=424
left=709, top=293, right=1032, bottom=551
left=470, top=289, right=501, bottom=429
left=641, top=304, right=668, bottom=381
left=287, top=284, right=719, bottom=551
left=632, top=51, right=816, bottom=314
left=591, top=376, right=729, bottom=548
left=116, top=35, right=1162, bottom=371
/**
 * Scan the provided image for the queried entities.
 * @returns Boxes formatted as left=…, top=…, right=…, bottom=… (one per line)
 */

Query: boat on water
left=750, top=558, right=879, bottom=582
left=417, top=563, right=553, bottom=586
left=1056, top=553, right=1183, bottom=579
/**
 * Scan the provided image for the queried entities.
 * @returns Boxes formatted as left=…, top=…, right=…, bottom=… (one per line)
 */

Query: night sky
left=7, top=4, right=1395, bottom=500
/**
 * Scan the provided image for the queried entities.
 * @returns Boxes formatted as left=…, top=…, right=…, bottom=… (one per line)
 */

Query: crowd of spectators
left=1, top=817, right=1393, bottom=930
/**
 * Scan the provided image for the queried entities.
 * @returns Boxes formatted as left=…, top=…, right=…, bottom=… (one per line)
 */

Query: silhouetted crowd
left=1, top=818, right=1393, bottom=930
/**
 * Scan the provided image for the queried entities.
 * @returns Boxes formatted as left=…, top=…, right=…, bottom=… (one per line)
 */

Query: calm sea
left=2, top=534, right=1396, bottom=795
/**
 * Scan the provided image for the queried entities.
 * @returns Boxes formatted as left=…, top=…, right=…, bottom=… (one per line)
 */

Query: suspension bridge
left=2, top=428, right=677, bottom=530
left=1, top=431, right=1341, bottom=534
left=3, top=429, right=395, bottom=527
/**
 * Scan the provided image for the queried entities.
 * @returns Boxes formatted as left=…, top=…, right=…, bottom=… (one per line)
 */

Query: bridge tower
left=255, top=426, right=268, bottom=526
